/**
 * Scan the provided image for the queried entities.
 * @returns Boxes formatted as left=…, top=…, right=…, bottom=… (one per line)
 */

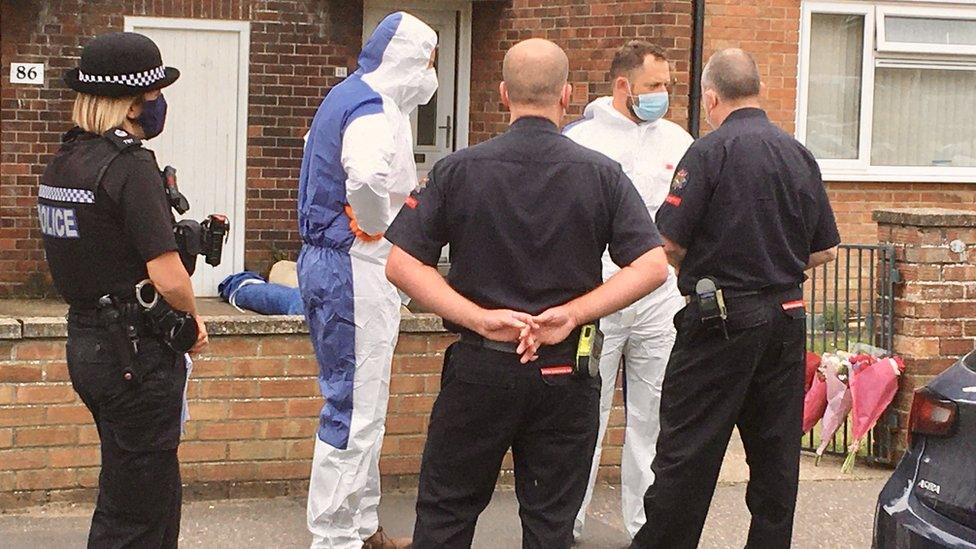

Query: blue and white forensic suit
left=564, top=97, right=693, bottom=540
left=297, top=12, right=437, bottom=548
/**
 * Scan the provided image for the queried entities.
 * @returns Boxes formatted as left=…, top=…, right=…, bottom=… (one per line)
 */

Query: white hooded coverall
left=297, top=12, right=437, bottom=549
left=564, top=96, right=693, bottom=539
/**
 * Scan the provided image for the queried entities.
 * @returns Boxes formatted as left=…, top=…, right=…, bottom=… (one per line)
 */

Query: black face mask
left=137, top=94, right=167, bottom=139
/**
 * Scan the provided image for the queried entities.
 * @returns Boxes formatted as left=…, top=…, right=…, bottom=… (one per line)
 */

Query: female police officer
left=39, top=32, right=207, bottom=548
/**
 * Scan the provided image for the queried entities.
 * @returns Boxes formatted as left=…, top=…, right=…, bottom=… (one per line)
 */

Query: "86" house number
left=9, top=63, right=44, bottom=85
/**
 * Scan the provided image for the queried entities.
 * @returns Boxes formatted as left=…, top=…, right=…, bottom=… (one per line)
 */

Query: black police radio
left=161, top=165, right=230, bottom=276
left=695, top=277, right=729, bottom=339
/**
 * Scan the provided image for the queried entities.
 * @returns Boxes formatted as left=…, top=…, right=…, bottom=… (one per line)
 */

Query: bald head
left=702, top=48, right=761, bottom=101
left=502, top=39, right=569, bottom=107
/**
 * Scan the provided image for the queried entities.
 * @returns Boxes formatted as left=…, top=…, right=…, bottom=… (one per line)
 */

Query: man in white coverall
left=297, top=12, right=437, bottom=549
left=563, top=40, right=693, bottom=541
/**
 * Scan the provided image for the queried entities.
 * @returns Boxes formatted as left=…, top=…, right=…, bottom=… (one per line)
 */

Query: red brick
left=942, top=302, right=976, bottom=320
left=44, top=361, right=70, bottom=381
left=195, top=379, right=261, bottom=399
left=0, top=385, right=15, bottom=405
left=45, top=405, right=92, bottom=427
left=228, top=358, right=289, bottom=377
left=200, top=337, right=260, bottom=358
left=77, top=467, right=100, bottom=489
left=12, top=341, right=65, bottom=360
left=262, top=418, right=315, bottom=439
left=286, top=397, right=322, bottom=418
left=256, top=460, right=309, bottom=480
left=386, top=415, right=425, bottom=436
left=183, top=462, right=257, bottom=483
left=285, top=438, right=314, bottom=459
left=229, top=400, right=288, bottom=419
left=0, top=406, right=47, bottom=427
left=16, top=384, right=77, bottom=404
left=394, top=355, right=443, bottom=375
left=904, top=358, right=957, bottom=376
left=894, top=335, right=941, bottom=358
left=0, top=448, right=48, bottom=469
left=940, top=338, right=975, bottom=357
left=0, top=364, right=43, bottom=382
left=178, top=441, right=229, bottom=463
left=15, top=468, right=77, bottom=491
left=227, top=440, right=287, bottom=460
left=390, top=375, right=426, bottom=394
left=259, top=337, right=313, bottom=357
left=285, top=357, right=319, bottom=376
left=14, top=425, right=78, bottom=447
left=944, top=265, right=976, bottom=282
left=0, top=428, right=12, bottom=448
left=378, top=455, right=422, bottom=475
left=395, top=335, right=431, bottom=354
left=259, top=378, right=317, bottom=398
left=186, top=401, right=229, bottom=421
left=78, top=424, right=99, bottom=444
left=49, top=446, right=100, bottom=468
left=194, top=420, right=262, bottom=441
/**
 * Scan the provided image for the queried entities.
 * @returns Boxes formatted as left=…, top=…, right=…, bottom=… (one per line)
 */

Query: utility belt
left=69, top=280, right=198, bottom=383
left=685, top=279, right=804, bottom=339
left=458, top=323, right=603, bottom=379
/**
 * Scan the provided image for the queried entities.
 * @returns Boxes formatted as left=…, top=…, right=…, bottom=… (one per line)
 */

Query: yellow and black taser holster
left=575, top=323, right=603, bottom=378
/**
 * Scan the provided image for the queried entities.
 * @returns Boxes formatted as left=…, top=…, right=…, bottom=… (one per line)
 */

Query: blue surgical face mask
left=628, top=86, right=669, bottom=123
left=137, top=94, right=167, bottom=139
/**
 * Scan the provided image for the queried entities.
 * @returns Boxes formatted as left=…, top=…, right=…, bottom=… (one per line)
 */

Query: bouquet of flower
left=805, top=351, right=821, bottom=393
left=815, top=352, right=853, bottom=464
left=841, top=356, right=905, bottom=473
left=802, top=365, right=827, bottom=434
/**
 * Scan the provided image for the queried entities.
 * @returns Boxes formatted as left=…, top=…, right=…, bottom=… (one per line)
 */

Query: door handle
left=437, top=115, right=452, bottom=147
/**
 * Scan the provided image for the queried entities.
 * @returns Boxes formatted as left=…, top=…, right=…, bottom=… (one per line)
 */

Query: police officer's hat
left=64, top=32, right=180, bottom=98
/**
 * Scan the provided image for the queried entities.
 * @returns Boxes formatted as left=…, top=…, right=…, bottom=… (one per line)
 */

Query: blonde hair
left=71, top=93, right=141, bottom=134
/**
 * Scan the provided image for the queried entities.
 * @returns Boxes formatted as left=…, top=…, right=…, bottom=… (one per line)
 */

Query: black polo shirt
left=385, top=116, right=662, bottom=327
left=657, top=108, right=840, bottom=296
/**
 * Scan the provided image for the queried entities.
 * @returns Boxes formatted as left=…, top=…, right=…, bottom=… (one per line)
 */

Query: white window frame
left=877, top=4, right=976, bottom=55
left=797, top=1, right=976, bottom=182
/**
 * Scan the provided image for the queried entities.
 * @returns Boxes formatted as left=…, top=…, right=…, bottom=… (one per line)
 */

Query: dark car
left=874, top=351, right=976, bottom=548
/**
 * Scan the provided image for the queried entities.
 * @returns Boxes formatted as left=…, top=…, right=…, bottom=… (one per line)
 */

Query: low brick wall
left=0, top=313, right=627, bottom=509
left=875, top=208, right=976, bottom=458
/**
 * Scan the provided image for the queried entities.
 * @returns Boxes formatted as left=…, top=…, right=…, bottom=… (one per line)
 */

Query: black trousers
left=631, top=290, right=806, bottom=549
left=413, top=342, right=601, bottom=549
left=66, top=317, right=186, bottom=549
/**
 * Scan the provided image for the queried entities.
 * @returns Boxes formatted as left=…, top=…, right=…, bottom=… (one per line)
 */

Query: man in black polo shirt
left=385, top=38, right=670, bottom=549
left=631, top=49, right=840, bottom=549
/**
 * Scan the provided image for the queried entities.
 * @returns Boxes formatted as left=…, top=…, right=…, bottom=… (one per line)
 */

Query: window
left=798, top=2, right=976, bottom=181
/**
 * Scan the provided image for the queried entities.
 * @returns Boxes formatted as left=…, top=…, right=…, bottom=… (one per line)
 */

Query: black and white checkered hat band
left=77, top=65, right=166, bottom=87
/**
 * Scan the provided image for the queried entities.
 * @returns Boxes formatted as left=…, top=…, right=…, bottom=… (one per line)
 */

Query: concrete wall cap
left=873, top=208, right=976, bottom=228
left=0, top=312, right=448, bottom=339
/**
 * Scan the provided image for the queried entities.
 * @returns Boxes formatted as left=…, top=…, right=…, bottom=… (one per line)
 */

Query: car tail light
left=908, top=387, right=958, bottom=446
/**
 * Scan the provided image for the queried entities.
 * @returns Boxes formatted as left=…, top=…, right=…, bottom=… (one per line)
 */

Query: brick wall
left=468, top=0, right=693, bottom=144
left=0, top=315, right=628, bottom=508
left=875, top=208, right=976, bottom=457
left=4, top=0, right=974, bottom=296
left=0, top=0, right=362, bottom=297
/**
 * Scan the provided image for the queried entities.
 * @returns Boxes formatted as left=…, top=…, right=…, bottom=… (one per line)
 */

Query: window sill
left=821, top=170, right=976, bottom=184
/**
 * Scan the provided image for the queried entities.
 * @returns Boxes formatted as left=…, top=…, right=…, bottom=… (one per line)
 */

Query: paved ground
left=0, top=477, right=886, bottom=548
left=1, top=443, right=889, bottom=549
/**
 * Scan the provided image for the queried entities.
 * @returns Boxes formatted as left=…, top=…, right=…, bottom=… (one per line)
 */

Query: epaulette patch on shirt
left=405, top=176, right=429, bottom=209
left=103, top=128, right=143, bottom=151
left=671, top=169, right=688, bottom=191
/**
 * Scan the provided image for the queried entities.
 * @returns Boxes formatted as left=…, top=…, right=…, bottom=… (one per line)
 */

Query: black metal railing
left=801, top=243, right=899, bottom=464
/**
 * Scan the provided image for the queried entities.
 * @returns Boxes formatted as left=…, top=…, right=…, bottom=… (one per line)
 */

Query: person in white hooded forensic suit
left=297, top=11, right=437, bottom=549
left=563, top=40, right=693, bottom=541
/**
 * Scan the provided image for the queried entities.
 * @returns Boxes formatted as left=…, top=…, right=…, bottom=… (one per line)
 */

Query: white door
left=363, top=5, right=460, bottom=179
left=125, top=18, right=249, bottom=297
